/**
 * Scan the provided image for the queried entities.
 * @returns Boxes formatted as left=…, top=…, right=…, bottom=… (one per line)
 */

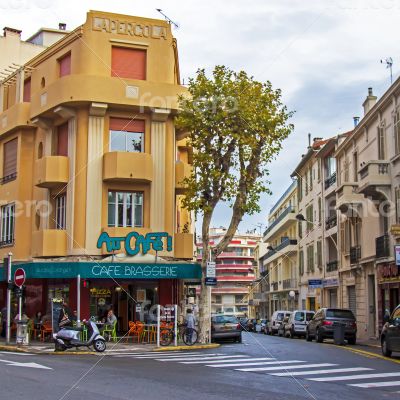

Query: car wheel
left=237, top=335, right=242, bottom=344
left=347, top=336, right=356, bottom=345
left=382, top=337, right=392, bottom=357
left=316, top=329, right=324, bottom=343
left=290, top=327, right=295, bottom=339
left=306, top=329, right=312, bottom=342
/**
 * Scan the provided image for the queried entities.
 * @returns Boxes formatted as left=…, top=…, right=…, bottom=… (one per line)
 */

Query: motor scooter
left=53, top=320, right=106, bottom=352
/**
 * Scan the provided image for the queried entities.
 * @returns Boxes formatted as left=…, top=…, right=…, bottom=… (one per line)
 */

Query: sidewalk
left=0, top=339, right=219, bottom=355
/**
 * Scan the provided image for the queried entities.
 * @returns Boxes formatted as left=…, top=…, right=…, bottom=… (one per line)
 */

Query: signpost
left=14, top=268, right=26, bottom=288
left=206, top=261, right=217, bottom=286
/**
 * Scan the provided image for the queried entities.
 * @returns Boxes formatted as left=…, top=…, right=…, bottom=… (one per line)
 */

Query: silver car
left=211, top=314, right=242, bottom=343
left=266, top=311, right=291, bottom=335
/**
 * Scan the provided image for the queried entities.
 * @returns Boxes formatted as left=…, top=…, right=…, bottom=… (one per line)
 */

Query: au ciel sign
left=96, top=231, right=173, bottom=256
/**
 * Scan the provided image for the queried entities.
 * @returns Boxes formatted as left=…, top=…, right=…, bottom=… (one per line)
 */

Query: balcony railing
left=264, top=238, right=298, bottom=260
left=325, top=214, right=337, bottom=230
left=350, top=246, right=361, bottom=264
left=271, top=282, right=278, bottom=291
left=326, top=260, right=338, bottom=272
left=0, top=172, right=17, bottom=185
left=325, top=172, right=337, bottom=190
left=263, top=205, right=295, bottom=237
left=282, top=278, right=297, bottom=289
left=376, top=234, right=390, bottom=259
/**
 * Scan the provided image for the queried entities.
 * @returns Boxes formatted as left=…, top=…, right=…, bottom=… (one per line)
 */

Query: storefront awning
left=0, top=261, right=202, bottom=281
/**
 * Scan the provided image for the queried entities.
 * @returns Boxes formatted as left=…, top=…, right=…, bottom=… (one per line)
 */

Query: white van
left=266, top=311, right=291, bottom=335
left=284, top=310, right=315, bottom=338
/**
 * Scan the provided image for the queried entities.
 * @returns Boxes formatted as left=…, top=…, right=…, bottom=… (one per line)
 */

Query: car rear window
left=326, top=309, right=355, bottom=319
left=212, top=316, right=238, bottom=324
left=276, top=313, right=285, bottom=321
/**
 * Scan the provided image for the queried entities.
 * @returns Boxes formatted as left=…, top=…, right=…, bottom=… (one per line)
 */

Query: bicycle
left=159, top=323, right=198, bottom=346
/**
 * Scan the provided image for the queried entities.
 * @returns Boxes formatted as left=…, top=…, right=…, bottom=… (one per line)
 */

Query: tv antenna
left=381, top=57, right=393, bottom=84
left=156, top=9, right=179, bottom=29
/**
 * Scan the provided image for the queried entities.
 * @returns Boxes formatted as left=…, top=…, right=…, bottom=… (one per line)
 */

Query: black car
left=381, top=304, right=400, bottom=357
left=306, top=308, right=357, bottom=344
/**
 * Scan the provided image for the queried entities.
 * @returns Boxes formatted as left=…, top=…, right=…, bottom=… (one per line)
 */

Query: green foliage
left=176, top=65, right=294, bottom=221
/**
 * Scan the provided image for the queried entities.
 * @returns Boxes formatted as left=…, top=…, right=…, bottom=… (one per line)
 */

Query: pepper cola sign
left=92, top=17, right=167, bottom=40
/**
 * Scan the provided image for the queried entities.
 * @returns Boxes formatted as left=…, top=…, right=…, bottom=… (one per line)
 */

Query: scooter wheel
left=93, top=339, right=106, bottom=353
left=54, top=341, right=66, bottom=352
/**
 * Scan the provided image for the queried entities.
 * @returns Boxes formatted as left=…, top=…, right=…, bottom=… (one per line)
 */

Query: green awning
left=0, top=262, right=202, bottom=281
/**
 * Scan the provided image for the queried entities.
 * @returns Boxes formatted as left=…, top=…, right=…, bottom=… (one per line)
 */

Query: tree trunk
left=198, top=273, right=210, bottom=344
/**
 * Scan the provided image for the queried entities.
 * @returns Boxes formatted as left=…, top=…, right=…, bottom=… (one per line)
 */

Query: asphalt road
left=1, top=332, right=400, bottom=400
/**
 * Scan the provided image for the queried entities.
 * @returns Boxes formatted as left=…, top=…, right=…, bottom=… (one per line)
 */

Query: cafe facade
left=0, top=10, right=196, bottom=329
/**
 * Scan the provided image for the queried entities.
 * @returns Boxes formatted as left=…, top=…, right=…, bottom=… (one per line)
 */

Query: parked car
left=211, top=314, right=242, bottom=343
left=238, top=318, right=248, bottom=331
left=257, top=319, right=268, bottom=333
left=245, top=319, right=257, bottom=332
left=266, top=311, right=291, bottom=335
left=277, top=314, right=292, bottom=336
left=284, top=310, right=315, bottom=338
left=306, top=308, right=357, bottom=344
left=381, top=304, right=400, bottom=358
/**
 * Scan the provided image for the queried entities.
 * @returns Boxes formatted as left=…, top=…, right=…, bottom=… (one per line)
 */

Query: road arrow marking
left=0, top=359, right=52, bottom=370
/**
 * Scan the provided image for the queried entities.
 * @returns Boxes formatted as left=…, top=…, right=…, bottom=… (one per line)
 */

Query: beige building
left=335, top=84, right=400, bottom=340
left=261, top=181, right=298, bottom=314
left=0, top=24, right=68, bottom=77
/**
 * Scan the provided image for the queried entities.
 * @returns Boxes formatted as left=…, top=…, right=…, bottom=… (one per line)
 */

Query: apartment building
left=197, top=228, right=260, bottom=316
left=261, top=181, right=298, bottom=313
left=335, top=84, right=400, bottom=339
left=0, top=24, right=69, bottom=76
left=0, top=11, right=197, bottom=329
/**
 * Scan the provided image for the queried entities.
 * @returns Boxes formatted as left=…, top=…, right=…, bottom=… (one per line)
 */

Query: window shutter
left=23, top=78, right=31, bottom=102
left=111, top=47, right=146, bottom=80
left=59, top=53, right=71, bottom=77
left=109, top=117, right=145, bottom=133
left=57, top=123, right=69, bottom=156
left=3, top=138, right=18, bottom=178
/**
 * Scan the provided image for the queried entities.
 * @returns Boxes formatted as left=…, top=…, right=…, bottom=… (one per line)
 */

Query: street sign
left=206, top=262, right=216, bottom=278
left=14, top=268, right=26, bottom=288
left=205, top=277, right=217, bottom=286
left=308, top=279, right=323, bottom=289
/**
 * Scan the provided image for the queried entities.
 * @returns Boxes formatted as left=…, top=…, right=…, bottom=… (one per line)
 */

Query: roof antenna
left=156, top=9, right=179, bottom=29
left=380, top=57, right=393, bottom=84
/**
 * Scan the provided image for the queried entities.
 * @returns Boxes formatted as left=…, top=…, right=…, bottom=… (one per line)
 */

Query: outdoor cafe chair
left=102, top=320, right=117, bottom=342
left=40, top=322, right=52, bottom=342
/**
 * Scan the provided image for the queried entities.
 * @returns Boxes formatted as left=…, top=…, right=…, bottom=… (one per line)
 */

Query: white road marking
left=308, top=371, right=400, bottom=381
left=209, top=360, right=307, bottom=368
left=181, top=357, right=275, bottom=365
left=132, top=353, right=221, bottom=358
left=272, top=368, right=373, bottom=377
left=0, top=351, right=34, bottom=356
left=157, top=355, right=246, bottom=362
left=349, top=381, right=400, bottom=388
left=0, top=359, right=52, bottom=370
left=236, top=363, right=337, bottom=372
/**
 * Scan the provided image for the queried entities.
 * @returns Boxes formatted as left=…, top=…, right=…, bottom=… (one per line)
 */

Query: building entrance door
left=368, top=275, right=376, bottom=338
left=348, top=286, right=356, bottom=319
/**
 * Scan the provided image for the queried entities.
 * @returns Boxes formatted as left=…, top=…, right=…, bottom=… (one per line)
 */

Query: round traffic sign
left=14, top=268, right=26, bottom=287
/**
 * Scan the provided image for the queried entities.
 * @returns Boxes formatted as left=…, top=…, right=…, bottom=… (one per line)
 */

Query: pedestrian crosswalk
left=108, top=350, right=400, bottom=392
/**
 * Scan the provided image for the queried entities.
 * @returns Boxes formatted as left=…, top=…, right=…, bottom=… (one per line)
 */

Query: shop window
left=56, top=122, right=68, bottom=156
left=55, top=194, right=66, bottom=230
left=108, top=191, right=143, bottom=228
left=23, top=78, right=31, bottom=102
left=109, top=118, right=145, bottom=152
left=0, top=203, right=15, bottom=246
left=2, top=137, right=18, bottom=183
left=59, top=52, right=71, bottom=77
left=111, top=47, right=146, bottom=80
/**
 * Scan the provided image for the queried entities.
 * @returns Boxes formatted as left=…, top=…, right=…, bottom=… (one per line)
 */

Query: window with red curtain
left=109, top=118, right=145, bottom=153
left=59, top=53, right=71, bottom=77
left=111, top=47, right=146, bottom=80
left=57, top=123, right=69, bottom=156
left=23, top=78, right=31, bottom=102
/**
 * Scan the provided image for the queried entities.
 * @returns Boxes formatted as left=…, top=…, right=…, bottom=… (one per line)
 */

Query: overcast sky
left=2, top=0, right=399, bottom=235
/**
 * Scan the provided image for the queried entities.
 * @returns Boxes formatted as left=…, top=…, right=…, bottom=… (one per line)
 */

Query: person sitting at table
left=102, top=308, right=117, bottom=332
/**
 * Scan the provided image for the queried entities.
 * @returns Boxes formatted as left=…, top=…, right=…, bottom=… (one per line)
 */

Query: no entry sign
left=14, top=268, right=26, bottom=288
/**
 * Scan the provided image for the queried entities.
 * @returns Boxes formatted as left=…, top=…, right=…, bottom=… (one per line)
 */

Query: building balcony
left=282, top=278, right=297, bottom=290
left=271, top=282, right=279, bottom=291
left=326, top=260, right=338, bottom=272
left=376, top=234, right=390, bottom=259
left=218, top=252, right=253, bottom=259
left=325, top=214, right=337, bottom=230
left=34, top=156, right=69, bottom=188
left=263, top=205, right=297, bottom=241
left=336, top=183, right=364, bottom=212
left=103, top=152, right=153, bottom=183
left=350, top=246, right=361, bottom=264
left=324, top=172, right=337, bottom=190
left=32, top=229, right=67, bottom=257
left=357, top=161, right=391, bottom=199
left=175, top=161, right=192, bottom=192
left=174, top=233, right=194, bottom=259
left=264, top=238, right=298, bottom=262
left=0, top=102, right=32, bottom=137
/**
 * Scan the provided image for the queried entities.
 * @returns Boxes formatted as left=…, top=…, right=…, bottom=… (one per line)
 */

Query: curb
left=0, top=344, right=96, bottom=355
left=0, top=345, right=33, bottom=353
left=153, top=343, right=220, bottom=352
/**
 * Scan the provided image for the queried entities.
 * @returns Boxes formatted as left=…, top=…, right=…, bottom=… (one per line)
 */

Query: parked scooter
left=53, top=320, right=106, bottom=352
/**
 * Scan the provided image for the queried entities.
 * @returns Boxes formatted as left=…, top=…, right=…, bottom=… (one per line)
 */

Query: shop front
left=0, top=261, right=201, bottom=332
left=322, top=278, right=339, bottom=308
